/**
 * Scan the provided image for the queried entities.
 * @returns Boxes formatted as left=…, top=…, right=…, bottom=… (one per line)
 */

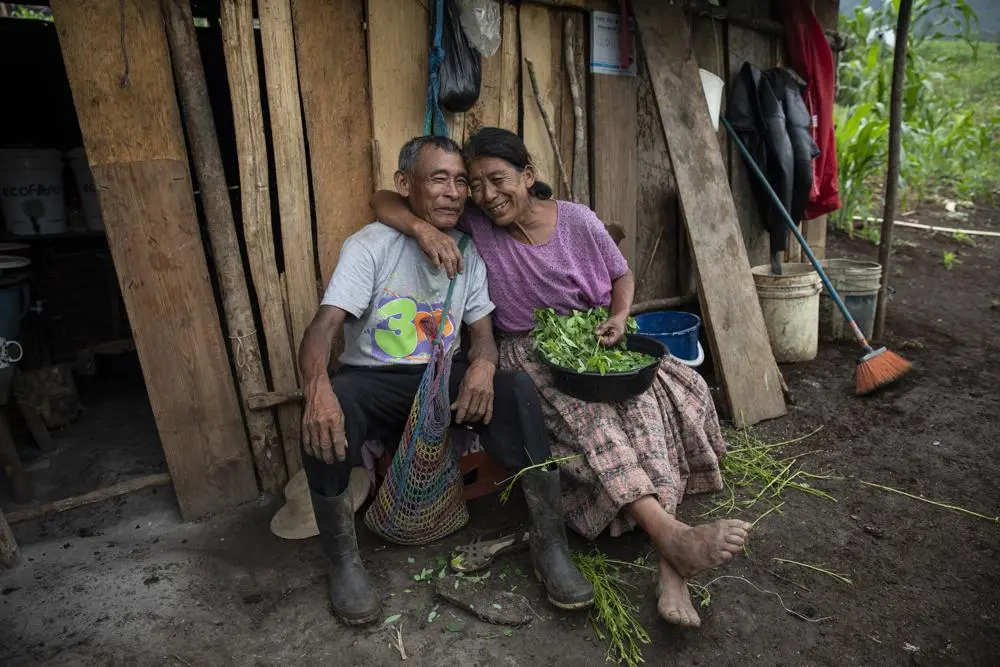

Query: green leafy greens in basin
left=531, top=308, right=657, bottom=375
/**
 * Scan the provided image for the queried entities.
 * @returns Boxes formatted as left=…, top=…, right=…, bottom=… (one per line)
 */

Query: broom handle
left=722, top=118, right=875, bottom=353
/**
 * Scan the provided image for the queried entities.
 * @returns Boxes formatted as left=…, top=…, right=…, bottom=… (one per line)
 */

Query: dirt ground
left=1, top=205, right=998, bottom=666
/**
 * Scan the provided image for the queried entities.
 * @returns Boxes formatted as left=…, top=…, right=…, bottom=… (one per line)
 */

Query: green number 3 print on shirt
left=373, top=297, right=419, bottom=358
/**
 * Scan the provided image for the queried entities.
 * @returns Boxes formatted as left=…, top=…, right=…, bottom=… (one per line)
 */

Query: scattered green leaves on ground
left=703, top=427, right=836, bottom=518
left=572, top=549, right=651, bottom=667
left=532, top=308, right=655, bottom=375
left=772, top=558, right=853, bottom=586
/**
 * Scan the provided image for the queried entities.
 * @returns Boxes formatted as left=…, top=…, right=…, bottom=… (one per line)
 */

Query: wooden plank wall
left=51, top=0, right=257, bottom=519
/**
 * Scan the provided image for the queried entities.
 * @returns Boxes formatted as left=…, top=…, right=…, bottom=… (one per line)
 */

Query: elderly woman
left=372, top=128, right=749, bottom=628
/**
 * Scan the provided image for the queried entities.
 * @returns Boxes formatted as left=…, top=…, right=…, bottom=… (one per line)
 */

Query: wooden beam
left=221, top=0, right=302, bottom=475
left=292, top=0, right=373, bottom=287
left=51, top=0, right=258, bottom=518
left=7, top=473, right=173, bottom=525
left=162, top=0, right=286, bottom=493
left=367, top=0, right=429, bottom=189
left=633, top=0, right=786, bottom=426
left=258, top=0, right=319, bottom=364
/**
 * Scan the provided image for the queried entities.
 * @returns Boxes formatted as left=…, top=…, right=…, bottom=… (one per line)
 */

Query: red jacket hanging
left=780, top=0, right=841, bottom=219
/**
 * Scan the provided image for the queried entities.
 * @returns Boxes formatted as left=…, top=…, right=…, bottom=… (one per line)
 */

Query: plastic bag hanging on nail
left=439, top=0, right=482, bottom=113
left=455, top=0, right=501, bottom=57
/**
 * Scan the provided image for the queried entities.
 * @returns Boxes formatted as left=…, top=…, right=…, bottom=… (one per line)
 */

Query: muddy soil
left=1, top=206, right=997, bottom=666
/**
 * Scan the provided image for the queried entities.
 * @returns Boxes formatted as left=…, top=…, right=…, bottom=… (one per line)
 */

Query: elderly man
left=298, top=136, right=594, bottom=626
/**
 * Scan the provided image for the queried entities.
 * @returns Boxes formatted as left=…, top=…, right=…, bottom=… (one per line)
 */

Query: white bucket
left=752, top=263, right=823, bottom=363
left=67, top=147, right=104, bottom=231
left=699, top=68, right=724, bottom=131
left=0, top=148, right=68, bottom=236
left=819, top=259, right=881, bottom=342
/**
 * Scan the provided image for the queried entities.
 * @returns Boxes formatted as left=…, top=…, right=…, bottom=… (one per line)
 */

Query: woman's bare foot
left=651, top=518, right=751, bottom=578
left=625, top=497, right=750, bottom=578
left=656, top=558, right=700, bottom=627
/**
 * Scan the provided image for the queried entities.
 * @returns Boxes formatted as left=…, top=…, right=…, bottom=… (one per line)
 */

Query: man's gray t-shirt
left=321, top=222, right=495, bottom=367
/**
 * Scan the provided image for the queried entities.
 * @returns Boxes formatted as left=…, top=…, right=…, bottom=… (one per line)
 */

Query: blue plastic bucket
left=634, top=311, right=702, bottom=362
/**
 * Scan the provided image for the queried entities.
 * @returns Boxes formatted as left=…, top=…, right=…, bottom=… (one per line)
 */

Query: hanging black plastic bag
left=439, top=0, right=482, bottom=113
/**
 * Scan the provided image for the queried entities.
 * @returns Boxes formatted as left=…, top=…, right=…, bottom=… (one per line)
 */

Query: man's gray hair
left=398, top=135, right=462, bottom=174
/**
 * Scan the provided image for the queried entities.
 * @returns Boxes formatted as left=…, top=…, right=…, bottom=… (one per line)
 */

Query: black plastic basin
left=538, top=334, right=667, bottom=403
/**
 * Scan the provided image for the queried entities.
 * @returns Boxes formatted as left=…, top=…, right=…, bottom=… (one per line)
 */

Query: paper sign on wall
left=590, top=10, right=637, bottom=76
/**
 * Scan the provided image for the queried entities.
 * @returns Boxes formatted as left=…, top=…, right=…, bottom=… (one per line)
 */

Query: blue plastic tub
left=634, top=311, right=702, bottom=362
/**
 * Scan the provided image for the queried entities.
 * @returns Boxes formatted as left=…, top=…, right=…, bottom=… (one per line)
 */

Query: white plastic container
left=0, top=148, right=68, bottom=235
left=752, top=263, right=823, bottom=363
left=66, top=147, right=104, bottom=231
left=699, top=68, right=724, bottom=131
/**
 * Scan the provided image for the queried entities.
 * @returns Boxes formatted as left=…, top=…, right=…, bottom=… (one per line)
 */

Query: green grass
left=836, top=1, right=1000, bottom=228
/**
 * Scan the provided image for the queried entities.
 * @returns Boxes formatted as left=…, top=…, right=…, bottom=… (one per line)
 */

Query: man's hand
left=416, top=222, right=464, bottom=279
left=595, top=315, right=627, bottom=347
left=302, top=379, right=348, bottom=464
left=452, top=359, right=495, bottom=424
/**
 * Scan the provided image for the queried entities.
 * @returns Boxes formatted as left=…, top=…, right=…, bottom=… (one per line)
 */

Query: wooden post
left=633, top=0, right=786, bottom=426
left=51, top=0, right=257, bottom=519
left=291, top=0, right=373, bottom=287
left=220, top=0, right=302, bottom=475
left=0, top=509, right=18, bottom=569
left=874, top=0, right=913, bottom=342
left=257, top=0, right=319, bottom=363
left=161, top=0, right=286, bottom=492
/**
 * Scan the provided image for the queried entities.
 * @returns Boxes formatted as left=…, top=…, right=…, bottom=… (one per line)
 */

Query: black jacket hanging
left=728, top=62, right=819, bottom=258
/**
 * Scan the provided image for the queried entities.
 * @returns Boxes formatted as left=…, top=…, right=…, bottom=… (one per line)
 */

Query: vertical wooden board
left=520, top=4, right=560, bottom=192
left=292, top=0, right=374, bottom=287
left=497, top=4, right=520, bottom=135
left=552, top=12, right=574, bottom=201
left=634, top=41, right=679, bottom=303
left=591, top=73, right=638, bottom=266
left=368, top=0, right=429, bottom=189
left=93, top=161, right=260, bottom=516
left=52, top=0, right=257, bottom=518
left=464, top=3, right=519, bottom=141
left=634, top=0, right=785, bottom=426
left=52, top=0, right=185, bottom=164
left=222, top=0, right=301, bottom=474
left=259, top=0, right=318, bottom=367
left=727, top=0, right=774, bottom=269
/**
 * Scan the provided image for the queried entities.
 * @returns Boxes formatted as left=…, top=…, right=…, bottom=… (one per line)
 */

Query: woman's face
left=467, top=156, right=534, bottom=227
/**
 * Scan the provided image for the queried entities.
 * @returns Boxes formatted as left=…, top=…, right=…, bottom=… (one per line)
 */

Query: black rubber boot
left=522, top=468, right=595, bottom=610
left=310, top=489, right=382, bottom=625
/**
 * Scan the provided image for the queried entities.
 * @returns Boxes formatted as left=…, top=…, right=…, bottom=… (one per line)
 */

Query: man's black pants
left=302, top=359, right=551, bottom=497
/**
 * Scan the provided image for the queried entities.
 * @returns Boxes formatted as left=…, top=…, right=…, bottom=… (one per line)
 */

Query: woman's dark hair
left=463, top=127, right=553, bottom=199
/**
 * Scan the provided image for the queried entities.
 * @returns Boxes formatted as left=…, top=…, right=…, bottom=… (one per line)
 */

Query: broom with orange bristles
left=722, top=118, right=911, bottom=395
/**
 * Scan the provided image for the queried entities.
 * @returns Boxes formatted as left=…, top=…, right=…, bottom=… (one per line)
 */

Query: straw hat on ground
left=270, top=467, right=371, bottom=540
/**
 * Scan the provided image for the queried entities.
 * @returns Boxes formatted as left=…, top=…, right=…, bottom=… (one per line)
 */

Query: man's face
left=395, top=146, right=468, bottom=229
